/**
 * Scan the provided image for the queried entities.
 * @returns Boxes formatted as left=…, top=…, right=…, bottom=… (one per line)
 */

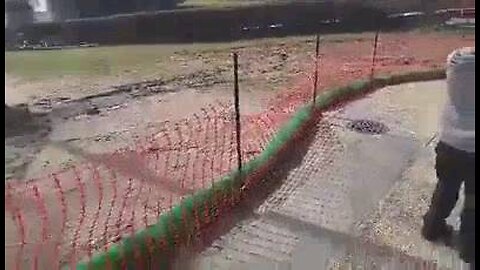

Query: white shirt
left=439, top=47, right=475, bottom=153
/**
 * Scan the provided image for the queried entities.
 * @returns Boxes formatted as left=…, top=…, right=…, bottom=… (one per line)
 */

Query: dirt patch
left=6, top=105, right=40, bottom=136
left=4, top=32, right=474, bottom=179
left=3, top=31, right=474, bottom=269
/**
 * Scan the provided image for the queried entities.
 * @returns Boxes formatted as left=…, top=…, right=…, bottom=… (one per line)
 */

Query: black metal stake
left=233, top=52, right=242, bottom=174
left=370, top=30, right=380, bottom=81
left=313, top=34, right=320, bottom=104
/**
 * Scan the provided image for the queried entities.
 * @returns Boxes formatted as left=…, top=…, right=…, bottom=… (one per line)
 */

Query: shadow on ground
left=168, top=110, right=322, bottom=269
left=5, top=105, right=52, bottom=180
left=5, top=105, right=50, bottom=138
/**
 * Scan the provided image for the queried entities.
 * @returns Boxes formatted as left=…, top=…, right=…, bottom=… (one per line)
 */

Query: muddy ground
left=5, top=31, right=474, bottom=181
left=4, top=30, right=475, bottom=269
left=5, top=35, right=309, bottom=180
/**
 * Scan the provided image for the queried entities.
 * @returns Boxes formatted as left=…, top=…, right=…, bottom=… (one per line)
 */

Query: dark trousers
left=423, top=141, right=475, bottom=262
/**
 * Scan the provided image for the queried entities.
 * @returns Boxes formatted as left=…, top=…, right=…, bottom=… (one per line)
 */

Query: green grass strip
left=74, top=68, right=445, bottom=270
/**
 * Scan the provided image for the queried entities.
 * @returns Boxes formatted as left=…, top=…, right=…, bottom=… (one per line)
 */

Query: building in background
left=6, top=0, right=179, bottom=24
left=36, top=0, right=178, bottom=21
left=76, top=0, right=177, bottom=18
left=7, top=0, right=475, bottom=26
left=361, top=0, right=474, bottom=13
left=45, top=0, right=78, bottom=21
left=5, top=0, right=34, bottom=31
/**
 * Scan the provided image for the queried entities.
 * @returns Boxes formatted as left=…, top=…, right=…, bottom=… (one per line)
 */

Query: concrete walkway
left=183, top=81, right=470, bottom=269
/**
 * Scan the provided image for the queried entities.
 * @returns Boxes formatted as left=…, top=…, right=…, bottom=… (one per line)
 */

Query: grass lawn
left=5, top=41, right=251, bottom=82
left=5, top=45, right=180, bottom=81
left=5, top=28, right=469, bottom=83
left=5, top=33, right=358, bottom=82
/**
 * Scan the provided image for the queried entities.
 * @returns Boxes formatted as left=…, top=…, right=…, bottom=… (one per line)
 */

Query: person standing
left=421, top=47, right=475, bottom=265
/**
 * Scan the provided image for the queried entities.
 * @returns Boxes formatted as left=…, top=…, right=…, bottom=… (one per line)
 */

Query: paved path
left=181, top=81, right=470, bottom=270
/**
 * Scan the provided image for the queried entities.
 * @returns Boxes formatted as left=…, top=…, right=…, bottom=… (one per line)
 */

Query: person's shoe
left=421, top=220, right=454, bottom=247
left=459, top=247, right=474, bottom=264
left=458, top=234, right=475, bottom=264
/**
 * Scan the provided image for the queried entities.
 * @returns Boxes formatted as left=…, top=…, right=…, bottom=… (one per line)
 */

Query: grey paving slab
left=184, top=81, right=470, bottom=270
